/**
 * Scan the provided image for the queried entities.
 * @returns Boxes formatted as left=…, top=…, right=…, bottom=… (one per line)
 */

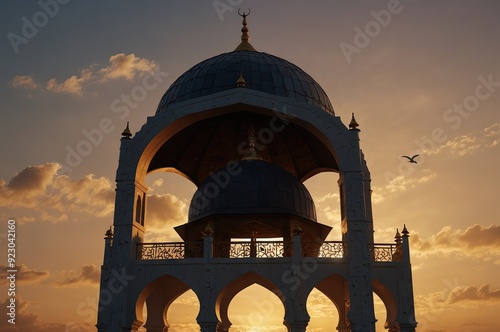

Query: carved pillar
left=143, top=290, right=169, bottom=332
left=198, top=321, right=219, bottom=332
left=342, top=171, right=376, bottom=332
left=286, top=321, right=308, bottom=332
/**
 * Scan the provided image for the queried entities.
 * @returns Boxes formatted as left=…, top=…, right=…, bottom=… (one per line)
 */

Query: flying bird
left=401, top=154, right=419, bottom=164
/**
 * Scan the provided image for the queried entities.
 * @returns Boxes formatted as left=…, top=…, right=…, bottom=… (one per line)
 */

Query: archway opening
left=143, top=171, right=196, bottom=242
left=228, top=284, right=286, bottom=332
left=166, top=289, right=200, bottom=331
left=137, top=290, right=199, bottom=331
left=306, top=287, right=338, bottom=330
left=374, top=292, right=387, bottom=331
left=303, top=171, right=342, bottom=240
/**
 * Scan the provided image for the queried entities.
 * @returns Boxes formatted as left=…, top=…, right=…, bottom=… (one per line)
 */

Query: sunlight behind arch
left=303, top=171, right=342, bottom=240
left=228, top=284, right=286, bottom=332
left=166, top=290, right=200, bottom=332
left=306, top=288, right=338, bottom=331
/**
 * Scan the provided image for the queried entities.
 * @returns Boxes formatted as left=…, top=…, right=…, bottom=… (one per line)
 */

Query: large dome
left=188, top=160, right=317, bottom=222
left=155, top=50, right=334, bottom=115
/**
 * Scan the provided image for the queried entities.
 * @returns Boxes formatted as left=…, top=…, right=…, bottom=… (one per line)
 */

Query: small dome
left=156, top=50, right=334, bottom=115
left=188, top=160, right=317, bottom=222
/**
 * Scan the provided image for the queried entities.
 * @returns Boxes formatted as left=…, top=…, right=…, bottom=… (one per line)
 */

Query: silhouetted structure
left=97, top=14, right=417, bottom=332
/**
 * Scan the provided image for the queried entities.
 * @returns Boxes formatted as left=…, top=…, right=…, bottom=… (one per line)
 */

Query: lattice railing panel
left=137, top=242, right=203, bottom=260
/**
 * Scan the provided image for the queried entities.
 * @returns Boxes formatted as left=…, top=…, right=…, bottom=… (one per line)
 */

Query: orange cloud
left=146, top=193, right=187, bottom=227
left=46, top=68, right=92, bottom=96
left=9, top=75, right=39, bottom=89
left=0, top=264, right=49, bottom=285
left=99, top=53, right=157, bottom=81
left=0, top=297, right=94, bottom=332
left=373, top=169, right=437, bottom=203
left=411, top=224, right=500, bottom=260
left=0, top=163, right=114, bottom=221
left=144, top=193, right=188, bottom=242
left=426, top=123, right=500, bottom=157
left=0, top=163, right=59, bottom=207
left=54, top=265, right=100, bottom=287
left=13, top=53, right=158, bottom=96
left=447, top=284, right=500, bottom=304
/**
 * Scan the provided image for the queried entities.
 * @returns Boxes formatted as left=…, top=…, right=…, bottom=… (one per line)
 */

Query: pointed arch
left=135, top=274, right=196, bottom=330
left=372, top=279, right=398, bottom=330
left=313, top=273, right=349, bottom=331
left=216, top=272, right=285, bottom=331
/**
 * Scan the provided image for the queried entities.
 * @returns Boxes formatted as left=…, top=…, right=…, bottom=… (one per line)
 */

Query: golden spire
left=236, top=71, right=246, bottom=88
left=234, top=9, right=257, bottom=51
left=241, top=126, right=263, bottom=160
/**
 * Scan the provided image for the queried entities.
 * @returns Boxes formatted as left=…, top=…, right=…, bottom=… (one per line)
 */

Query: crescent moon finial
left=234, top=8, right=256, bottom=51
left=238, top=8, right=251, bottom=17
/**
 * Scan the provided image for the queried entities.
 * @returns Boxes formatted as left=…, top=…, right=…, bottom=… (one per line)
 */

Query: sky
left=0, top=0, right=499, bottom=331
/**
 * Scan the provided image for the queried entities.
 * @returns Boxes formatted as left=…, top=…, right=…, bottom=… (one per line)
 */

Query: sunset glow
left=1, top=1, right=499, bottom=331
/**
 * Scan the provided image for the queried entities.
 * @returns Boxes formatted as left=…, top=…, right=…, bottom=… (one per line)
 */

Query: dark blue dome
left=156, top=50, right=334, bottom=115
left=188, top=160, right=317, bottom=222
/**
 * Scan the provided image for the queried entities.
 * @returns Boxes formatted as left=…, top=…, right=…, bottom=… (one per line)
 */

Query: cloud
left=144, top=193, right=188, bottom=241
left=415, top=283, right=500, bottom=317
left=411, top=224, right=500, bottom=259
left=373, top=169, right=437, bottom=203
left=46, top=68, right=92, bottom=96
left=0, top=297, right=94, bottom=332
left=11, top=53, right=158, bottom=96
left=5, top=163, right=58, bottom=199
left=54, top=265, right=100, bottom=287
left=426, top=123, right=500, bottom=157
left=446, top=284, right=500, bottom=304
left=306, top=290, right=337, bottom=318
left=0, top=264, right=49, bottom=284
left=146, top=193, right=187, bottom=228
left=315, top=193, right=340, bottom=222
left=0, top=163, right=114, bottom=221
left=10, top=75, right=39, bottom=89
left=99, top=53, right=157, bottom=81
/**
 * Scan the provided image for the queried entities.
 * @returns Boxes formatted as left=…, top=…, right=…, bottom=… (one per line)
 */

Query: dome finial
left=241, top=125, right=263, bottom=160
left=234, top=9, right=257, bottom=51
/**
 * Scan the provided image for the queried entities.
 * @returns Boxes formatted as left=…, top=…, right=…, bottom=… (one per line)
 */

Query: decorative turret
left=121, top=122, right=132, bottom=139
left=349, top=113, right=360, bottom=131
left=236, top=71, right=246, bottom=88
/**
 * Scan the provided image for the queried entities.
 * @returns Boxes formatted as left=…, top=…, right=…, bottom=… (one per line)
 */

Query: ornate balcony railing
left=136, top=240, right=402, bottom=261
left=371, top=243, right=402, bottom=262
left=213, top=241, right=291, bottom=258
left=137, top=242, right=203, bottom=260
left=302, top=241, right=345, bottom=258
